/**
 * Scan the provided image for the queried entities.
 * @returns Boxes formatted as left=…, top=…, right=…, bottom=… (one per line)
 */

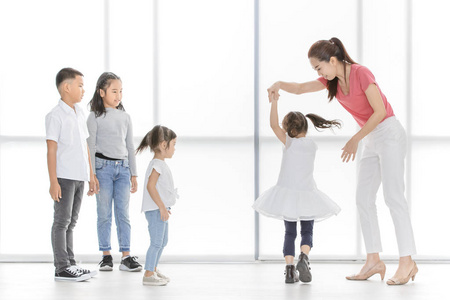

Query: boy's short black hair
left=56, top=68, right=84, bottom=89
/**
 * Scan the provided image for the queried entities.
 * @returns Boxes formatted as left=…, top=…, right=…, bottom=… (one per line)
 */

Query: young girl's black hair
left=88, top=72, right=125, bottom=117
left=136, top=125, right=177, bottom=154
left=308, top=37, right=357, bottom=102
left=282, top=112, right=341, bottom=138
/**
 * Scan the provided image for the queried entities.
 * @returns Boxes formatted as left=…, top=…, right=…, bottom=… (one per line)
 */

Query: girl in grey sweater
left=87, top=72, right=142, bottom=272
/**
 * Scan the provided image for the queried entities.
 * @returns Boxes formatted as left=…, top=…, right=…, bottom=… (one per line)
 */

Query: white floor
left=0, top=262, right=447, bottom=300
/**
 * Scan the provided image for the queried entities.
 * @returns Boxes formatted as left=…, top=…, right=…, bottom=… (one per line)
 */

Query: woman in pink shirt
left=267, top=37, right=417, bottom=285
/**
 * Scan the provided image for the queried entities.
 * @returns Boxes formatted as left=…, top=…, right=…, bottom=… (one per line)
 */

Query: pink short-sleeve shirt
left=317, top=64, right=394, bottom=128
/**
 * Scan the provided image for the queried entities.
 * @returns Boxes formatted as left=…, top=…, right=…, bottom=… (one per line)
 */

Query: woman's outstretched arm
left=267, top=80, right=325, bottom=102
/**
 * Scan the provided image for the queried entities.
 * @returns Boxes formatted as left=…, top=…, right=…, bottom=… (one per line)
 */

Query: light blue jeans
left=145, top=209, right=169, bottom=271
left=95, top=157, right=131, bottom=252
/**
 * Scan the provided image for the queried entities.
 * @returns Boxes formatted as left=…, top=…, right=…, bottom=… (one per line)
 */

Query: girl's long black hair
left=88, top=72, right=125, bottom=117
left=282, top=111, right=341, bottom=138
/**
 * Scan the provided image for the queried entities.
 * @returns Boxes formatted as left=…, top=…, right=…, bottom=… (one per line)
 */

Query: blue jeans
left=145, top=209, right=169, bottom=271
left=283, top=220, right=314, bottom=257
left=95, top=157, right=131, bottom=252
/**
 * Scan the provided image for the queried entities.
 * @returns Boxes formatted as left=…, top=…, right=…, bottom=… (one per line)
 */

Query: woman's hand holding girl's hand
left=130, top=176, right=138, bottom=193
left=267, top=82, right=281, bottom=102
left=160, top=207, right=170, bottom=221
left=341, top=137, right=360, bottom=163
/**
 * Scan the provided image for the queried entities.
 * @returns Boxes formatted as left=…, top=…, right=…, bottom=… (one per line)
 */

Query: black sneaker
left=55, top=266, right=91, bottom=282
left=296, top=252, right=312, bottom=283
left=99, top=255, right=113, bottom=271
left=119, top=256, right=142, bottom=272
left=284, top=265, right=299, bottom=283
left=74, top=265, right=98, bottom=277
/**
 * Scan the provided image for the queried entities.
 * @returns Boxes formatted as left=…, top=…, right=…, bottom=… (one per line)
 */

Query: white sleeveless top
left=253, top=135, right=340, bottom=222
left=141, top=159, right=178, bottom=212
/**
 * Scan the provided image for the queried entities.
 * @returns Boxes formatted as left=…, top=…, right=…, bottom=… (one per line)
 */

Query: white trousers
left=356, top=117, right=416, bottom=257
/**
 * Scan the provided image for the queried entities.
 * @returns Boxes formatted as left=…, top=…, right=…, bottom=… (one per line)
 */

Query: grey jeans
left=51, top=178, right=84, bottom=272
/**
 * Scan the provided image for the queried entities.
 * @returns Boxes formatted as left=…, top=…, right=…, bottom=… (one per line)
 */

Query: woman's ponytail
left=308, top=37, right=357, bottom=102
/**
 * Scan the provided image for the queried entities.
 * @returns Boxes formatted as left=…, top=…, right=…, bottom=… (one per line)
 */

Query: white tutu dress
left=253, top=135, right=340, bottom=222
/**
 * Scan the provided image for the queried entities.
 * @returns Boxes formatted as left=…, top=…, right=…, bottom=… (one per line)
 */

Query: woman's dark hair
left=88, top=72, right=124, bottom=117
left=56, top=67, right=83, bottom=89
left=136, top=125, right=177, bottom=154
left=308, top=37, right=357, bottom=102
left=282, top=111, right=341, bottom=137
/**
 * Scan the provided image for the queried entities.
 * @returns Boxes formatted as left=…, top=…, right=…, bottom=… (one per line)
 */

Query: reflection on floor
left=0, top=262, right=447, bottom=300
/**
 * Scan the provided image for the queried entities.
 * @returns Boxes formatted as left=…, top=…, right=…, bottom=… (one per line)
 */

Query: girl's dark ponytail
left=308, top=37, right=357, bottom=102
left=88, top=72, right=124, bottom=117
left=305, top=113, right=341, bottom=131
left=136, top=125, right=177, bottom=154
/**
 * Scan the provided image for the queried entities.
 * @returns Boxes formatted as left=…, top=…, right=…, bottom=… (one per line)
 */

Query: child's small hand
left=130, top=176, right=138, bottom=193
left=267, top=82, right=281, bottom=102
left=160, top=208, right=170, bottom=221
left=50, top=182, right=62, bottom=202
left=88, top=175, right=100, bottom=196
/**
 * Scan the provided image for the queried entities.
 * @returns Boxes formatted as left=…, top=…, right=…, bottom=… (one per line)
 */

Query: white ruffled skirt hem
left=252, top=185, right=340, bottom=222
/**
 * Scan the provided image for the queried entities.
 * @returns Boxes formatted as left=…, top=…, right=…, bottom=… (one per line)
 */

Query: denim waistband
left=95, top=156, right=129, bottom=167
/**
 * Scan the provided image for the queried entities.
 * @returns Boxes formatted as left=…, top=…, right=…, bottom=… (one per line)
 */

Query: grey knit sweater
left=87, top=108, right=137, bottom=176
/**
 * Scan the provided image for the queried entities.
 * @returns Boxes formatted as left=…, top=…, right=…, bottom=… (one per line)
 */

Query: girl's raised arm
left=270, top=99, right=286, bottom=145
left=267, top=80, right=325, bottom=102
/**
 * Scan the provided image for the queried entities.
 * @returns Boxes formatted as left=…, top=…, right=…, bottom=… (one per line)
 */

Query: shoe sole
left=142, top=282, right=168, bottom=286
left=296, top=260, right=312, bottom=283
left=119, top=264, right=143, bottom=272
left=55, top=274, right=91, bottom=282
left=88, top=270, right=98, bottom=277
left=99, top=266, right=113, bottom=271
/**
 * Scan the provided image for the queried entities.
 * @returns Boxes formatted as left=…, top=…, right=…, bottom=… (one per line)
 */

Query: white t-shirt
left=45, top=100, right=90, bottom=181
left=141, top=159, right=178, bottom=212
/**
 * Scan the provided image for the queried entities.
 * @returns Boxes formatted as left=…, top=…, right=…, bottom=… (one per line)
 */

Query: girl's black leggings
left=283, top=220, right=314, bottom=257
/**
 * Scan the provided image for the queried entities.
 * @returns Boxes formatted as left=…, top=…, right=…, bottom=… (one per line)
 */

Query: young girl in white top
left=136, top=125, right=178, bottom=286
left=253, top=97, right=341, bottom=284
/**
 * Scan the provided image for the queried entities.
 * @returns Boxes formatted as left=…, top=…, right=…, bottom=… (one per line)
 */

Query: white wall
left=0, top=0, right=448, bottom=261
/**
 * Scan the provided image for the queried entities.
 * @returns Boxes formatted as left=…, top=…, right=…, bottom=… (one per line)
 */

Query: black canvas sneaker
left=119, top=256, right=142, bottom=272
left=99, top=255, right=114, bottom=271
left=74, top=265, right=98, bottom=277
left=55, top=266, right=91, bottom=282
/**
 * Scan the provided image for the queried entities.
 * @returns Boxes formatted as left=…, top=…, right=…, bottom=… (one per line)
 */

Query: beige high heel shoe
left=386, top=261, right=418, bottom=285
left=346, top=261, right=386, bottom=280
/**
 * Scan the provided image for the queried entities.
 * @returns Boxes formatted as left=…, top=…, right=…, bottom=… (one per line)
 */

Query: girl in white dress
left=253, top=97, right=341, bottom=284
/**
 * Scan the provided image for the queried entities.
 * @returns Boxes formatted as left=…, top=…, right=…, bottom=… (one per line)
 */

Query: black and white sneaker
left=55, top=266, right=91, bottom=282
left=119, top=256, right=142, bottom=272
left=99, top=255, right=114, bottom=271
left=74, top=265, right=98, bottom=277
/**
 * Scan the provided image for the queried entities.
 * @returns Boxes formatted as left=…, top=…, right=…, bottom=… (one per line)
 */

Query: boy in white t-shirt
left=45, top=68, right=99, bottom=281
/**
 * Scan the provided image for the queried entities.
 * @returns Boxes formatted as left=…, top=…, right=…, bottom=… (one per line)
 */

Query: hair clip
left=329, top=40, right=334, bottom=45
